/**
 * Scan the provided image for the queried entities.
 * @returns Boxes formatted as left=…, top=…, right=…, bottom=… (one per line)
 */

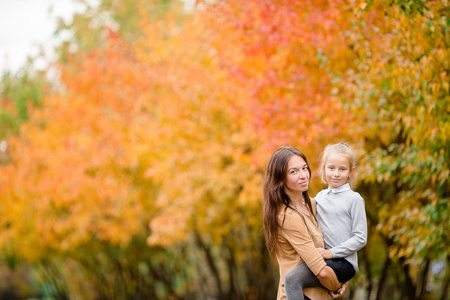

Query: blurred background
left=0, top=0, right=448, bottom=299
left=0, top=0, right=88, bottom=73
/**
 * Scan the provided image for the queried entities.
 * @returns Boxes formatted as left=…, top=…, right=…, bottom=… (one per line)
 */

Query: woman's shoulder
left=277, top=205, right=296, bottom=218
left=277, top=205, right=306, bottom=228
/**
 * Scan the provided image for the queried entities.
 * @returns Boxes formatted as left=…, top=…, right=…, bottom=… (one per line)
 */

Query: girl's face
left=284, top=155, right=310, bottom=195
left=324, top=153, right=355, bottom=189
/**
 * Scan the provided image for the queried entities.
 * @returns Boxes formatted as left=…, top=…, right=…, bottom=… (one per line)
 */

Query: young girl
left=284, top=143, right=367, bottom=299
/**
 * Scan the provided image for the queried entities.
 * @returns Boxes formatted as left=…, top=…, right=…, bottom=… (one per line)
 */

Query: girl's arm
left=328, top=196, right=367, bottom=258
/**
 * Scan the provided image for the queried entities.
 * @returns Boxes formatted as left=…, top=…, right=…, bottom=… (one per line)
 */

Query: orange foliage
left=202, top=0, right=357, bottom=152
left=0, top=39, right=156, bottom=260
left=0, top=0, right=365, bottom=259
left=1, top=0, right=447, bottom=298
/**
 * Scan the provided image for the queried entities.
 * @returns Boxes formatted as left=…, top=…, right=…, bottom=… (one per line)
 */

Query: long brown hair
left=262, top=146, right=314, bottom=262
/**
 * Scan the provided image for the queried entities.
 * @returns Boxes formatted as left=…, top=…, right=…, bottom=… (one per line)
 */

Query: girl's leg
left=324, top=258, right=356, bottom=283
left=285, top=263, right=321, bottom=300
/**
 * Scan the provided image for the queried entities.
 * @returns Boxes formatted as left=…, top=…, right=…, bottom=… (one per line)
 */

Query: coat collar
left=326, top=183, right=351, bottom=194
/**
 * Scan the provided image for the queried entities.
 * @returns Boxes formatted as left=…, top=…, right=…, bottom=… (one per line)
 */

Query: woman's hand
left=317, top=247, right=333, bottom=259
left=329, top=281, right=349, bottom=299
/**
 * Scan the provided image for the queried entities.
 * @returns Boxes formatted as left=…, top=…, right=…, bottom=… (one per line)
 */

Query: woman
left=263, top=146, right=346, bottom=300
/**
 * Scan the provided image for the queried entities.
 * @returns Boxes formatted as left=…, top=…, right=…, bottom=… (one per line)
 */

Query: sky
left=0, top=0, right=90, bottom=73
left=0, top=0, right=196, bottom=74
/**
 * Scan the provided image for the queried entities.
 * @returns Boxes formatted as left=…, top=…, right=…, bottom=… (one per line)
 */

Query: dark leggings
left=285, top=258, right=355, bottom=300
left=325, top=258, right=356, bottom=283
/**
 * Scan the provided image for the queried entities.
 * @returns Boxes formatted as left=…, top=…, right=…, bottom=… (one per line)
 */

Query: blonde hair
left=318, top=143, right=357, bottom=187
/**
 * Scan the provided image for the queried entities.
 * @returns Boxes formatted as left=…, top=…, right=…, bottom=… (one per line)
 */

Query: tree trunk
left=40, top=260, right=70, bottom=300
left=439, top=255, right=450, bottom=300
left=418, top=258, right=430, bottom=300
left=194, top=230, right=223, bottom=299
left=400, top=257, right=417, bottom=300
left=226, top=244, right=239, bottom=299
left=375, top=255, right=391, bottom=300
left=361, top=246, right=373, bottom=300
left=440, top=276, right=449, bottom=300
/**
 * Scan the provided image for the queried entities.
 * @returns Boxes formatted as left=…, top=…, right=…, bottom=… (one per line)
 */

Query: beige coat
left=276, top=198, right=329, bottom=300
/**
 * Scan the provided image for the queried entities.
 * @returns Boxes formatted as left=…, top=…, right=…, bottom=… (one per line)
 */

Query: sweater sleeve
left=329, top=195, right=368, bottom=258
left=280, top=212, right=327, bottom=275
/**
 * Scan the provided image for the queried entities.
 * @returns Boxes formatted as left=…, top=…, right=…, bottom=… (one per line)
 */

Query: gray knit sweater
left=315, top=183, right=368, bottom=272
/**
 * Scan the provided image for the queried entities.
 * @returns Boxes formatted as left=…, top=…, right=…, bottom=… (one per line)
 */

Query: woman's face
left=284, top=155, right=310, bottom=195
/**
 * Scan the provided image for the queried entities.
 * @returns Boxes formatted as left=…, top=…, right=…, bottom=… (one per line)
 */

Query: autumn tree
left=332, top=1, right=449, bottom=299
left=0, top=0, right=448, bottom=299
left=141, top=1, right=364, bottom=298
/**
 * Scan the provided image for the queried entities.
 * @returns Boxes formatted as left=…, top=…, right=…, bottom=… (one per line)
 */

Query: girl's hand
left=329, top=281, right=349, bottom=299
left=317, top=247, right=333, bottom=259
